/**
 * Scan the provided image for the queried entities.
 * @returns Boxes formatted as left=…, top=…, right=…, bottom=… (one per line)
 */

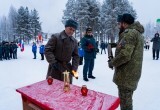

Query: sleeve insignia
left=118, top=39, right=126, bottom=48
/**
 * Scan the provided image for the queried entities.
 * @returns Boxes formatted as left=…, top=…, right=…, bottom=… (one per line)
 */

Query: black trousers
left=152, top=49, right=159, bottom=59
left=0, top=54, right=2, bottom=60
left=101, top=48, right=106, bottom=54
left=40, top=53, right=44, bottom=60
left=79, top=57, right=83, bottom=65
left=145, top=45, right=150, bottom=50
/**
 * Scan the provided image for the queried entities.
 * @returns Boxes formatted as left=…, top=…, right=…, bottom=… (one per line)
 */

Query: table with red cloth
left=16, top=79, right=120, bottom=110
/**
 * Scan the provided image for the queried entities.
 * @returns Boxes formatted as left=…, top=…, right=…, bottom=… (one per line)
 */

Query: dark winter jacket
left=45, top=30, right=79, bottom=78
left=151, top=33, right=160, bottom=50
left=100, top=42, right=106, bottom=49
left=12, top=43, right=18, bottom=52
left=112, top=21, right=144, bottom=90
left=80, top=35, right=97, bottom=59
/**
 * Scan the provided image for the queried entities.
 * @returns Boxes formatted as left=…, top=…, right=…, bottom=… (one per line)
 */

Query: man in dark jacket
left=151, top=33, right=160, bottom=60
left=108, top=13, right=144, bottom=110
left=100, top=40, right=106, bottom=54
left=45, top=19, right=79, bottom=84
left=81, top=27, right=97, bottom=81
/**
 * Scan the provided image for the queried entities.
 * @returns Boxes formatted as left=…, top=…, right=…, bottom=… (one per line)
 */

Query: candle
left=81, top=85, right=88, bottom=96
left=47, top=76, right=53, bottom=85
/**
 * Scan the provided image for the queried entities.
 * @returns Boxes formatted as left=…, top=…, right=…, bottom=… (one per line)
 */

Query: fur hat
left=86, top=27, right=92, bottom=32
left=118, top=13, right=135, bottom=24
left=155, top=33, right=159, bottom=37
left=65, top=19, right=78, bottom=29
left=117, top=15, right=123, bottom=22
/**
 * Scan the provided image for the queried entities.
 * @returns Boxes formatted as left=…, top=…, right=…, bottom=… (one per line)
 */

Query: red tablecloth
left=16, top=79, right=120, bottom=110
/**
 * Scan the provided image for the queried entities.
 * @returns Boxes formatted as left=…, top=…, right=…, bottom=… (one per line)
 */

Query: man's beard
left=119, top=26, right=125, bottom=35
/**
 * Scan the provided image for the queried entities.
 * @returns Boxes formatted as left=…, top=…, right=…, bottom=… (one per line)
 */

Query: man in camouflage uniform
left=45, top=19, right=79, bottom=84
left=108, top=13, right=144, bottom=110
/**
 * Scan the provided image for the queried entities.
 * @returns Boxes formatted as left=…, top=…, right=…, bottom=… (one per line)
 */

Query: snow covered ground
left=0, top=42, right=159, bottom=110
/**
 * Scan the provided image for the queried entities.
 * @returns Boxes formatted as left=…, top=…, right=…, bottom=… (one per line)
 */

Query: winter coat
left=32, top=44, right=37, bottom=53
left=39, top=45, right=45, bottom=54
left=0, top=44, right=2, bottom=54
left=80, top=35, right=97, bottom=59
left=145, top=38, right=150, bottom=46
left=112, top=21, right=144, bottom=90
left=100, top=42, right=106, bottom=49
left=151, top=35, right=160, bottom=50
left=12, top=43, right=18, bottom=52
left=45, top=30, right=79, bottom=78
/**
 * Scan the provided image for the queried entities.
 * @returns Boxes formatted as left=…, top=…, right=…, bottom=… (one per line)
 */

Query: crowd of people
left=0, top=41, right=18, bottom=61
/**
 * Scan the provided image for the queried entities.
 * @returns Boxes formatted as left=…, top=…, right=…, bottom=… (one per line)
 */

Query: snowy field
left=0, top=42, right=160, bottom=110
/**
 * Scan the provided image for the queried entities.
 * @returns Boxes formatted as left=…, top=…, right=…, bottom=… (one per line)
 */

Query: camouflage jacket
left=112, top=21, right=144, bottom=90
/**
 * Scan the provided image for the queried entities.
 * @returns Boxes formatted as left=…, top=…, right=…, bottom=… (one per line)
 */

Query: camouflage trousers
left=118, top=86, right=134, bottom=110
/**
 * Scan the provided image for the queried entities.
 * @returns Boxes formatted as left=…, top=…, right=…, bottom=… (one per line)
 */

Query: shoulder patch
left=124, top=29, right=129, bottom=33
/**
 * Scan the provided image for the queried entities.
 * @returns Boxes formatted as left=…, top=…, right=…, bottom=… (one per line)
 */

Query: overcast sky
left=0, top=0, right=160, bottom=33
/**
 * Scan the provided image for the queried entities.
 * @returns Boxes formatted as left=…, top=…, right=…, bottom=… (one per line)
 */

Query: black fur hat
left=86, top=27, right=92, bottom=32
left=65, top=19, right=78, bottom=29
left=155, top=33, right=159, bottom=37
left=117, top=15, right=123, bottom=22
left=119, top=13, right=135, bottom=24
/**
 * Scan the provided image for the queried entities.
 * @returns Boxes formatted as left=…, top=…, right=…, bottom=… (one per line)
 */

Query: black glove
left=96, top=48, right=99, bottom=53
left=52, top=62, right=59, bottom=70
left=108, top=60, right=113, bottom=69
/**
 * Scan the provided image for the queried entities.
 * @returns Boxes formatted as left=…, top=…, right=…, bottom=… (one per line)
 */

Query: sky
left=0, top=0, right=160, bottom=33
left=0, top=40, right=160, bottom=110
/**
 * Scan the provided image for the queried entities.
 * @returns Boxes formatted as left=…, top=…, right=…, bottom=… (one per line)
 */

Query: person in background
left=0, top=42, right=2, bottom=60
left=151, top=33, right=160, bottom=60
left=44, top=19, right=79, bottom=84
left=78, top=42, right=84, bottom=65
left=144, top=36, right=150, bottom=50
left=100, top=40, right=106, bottom=54
left=108, top=13, right=144, bottom=110
left=4, top=42, right=10, bottom=60
left=9, top=42, right=13, bottom=59
left=81, top=27, right=97, bottom=81
left=39, top=44, right=45, bottom=60
left=12, top=42, right=18, bottom=59
left=96, top=41, right=99, bottom=53
left=32, top=42, right=37, bottom=59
